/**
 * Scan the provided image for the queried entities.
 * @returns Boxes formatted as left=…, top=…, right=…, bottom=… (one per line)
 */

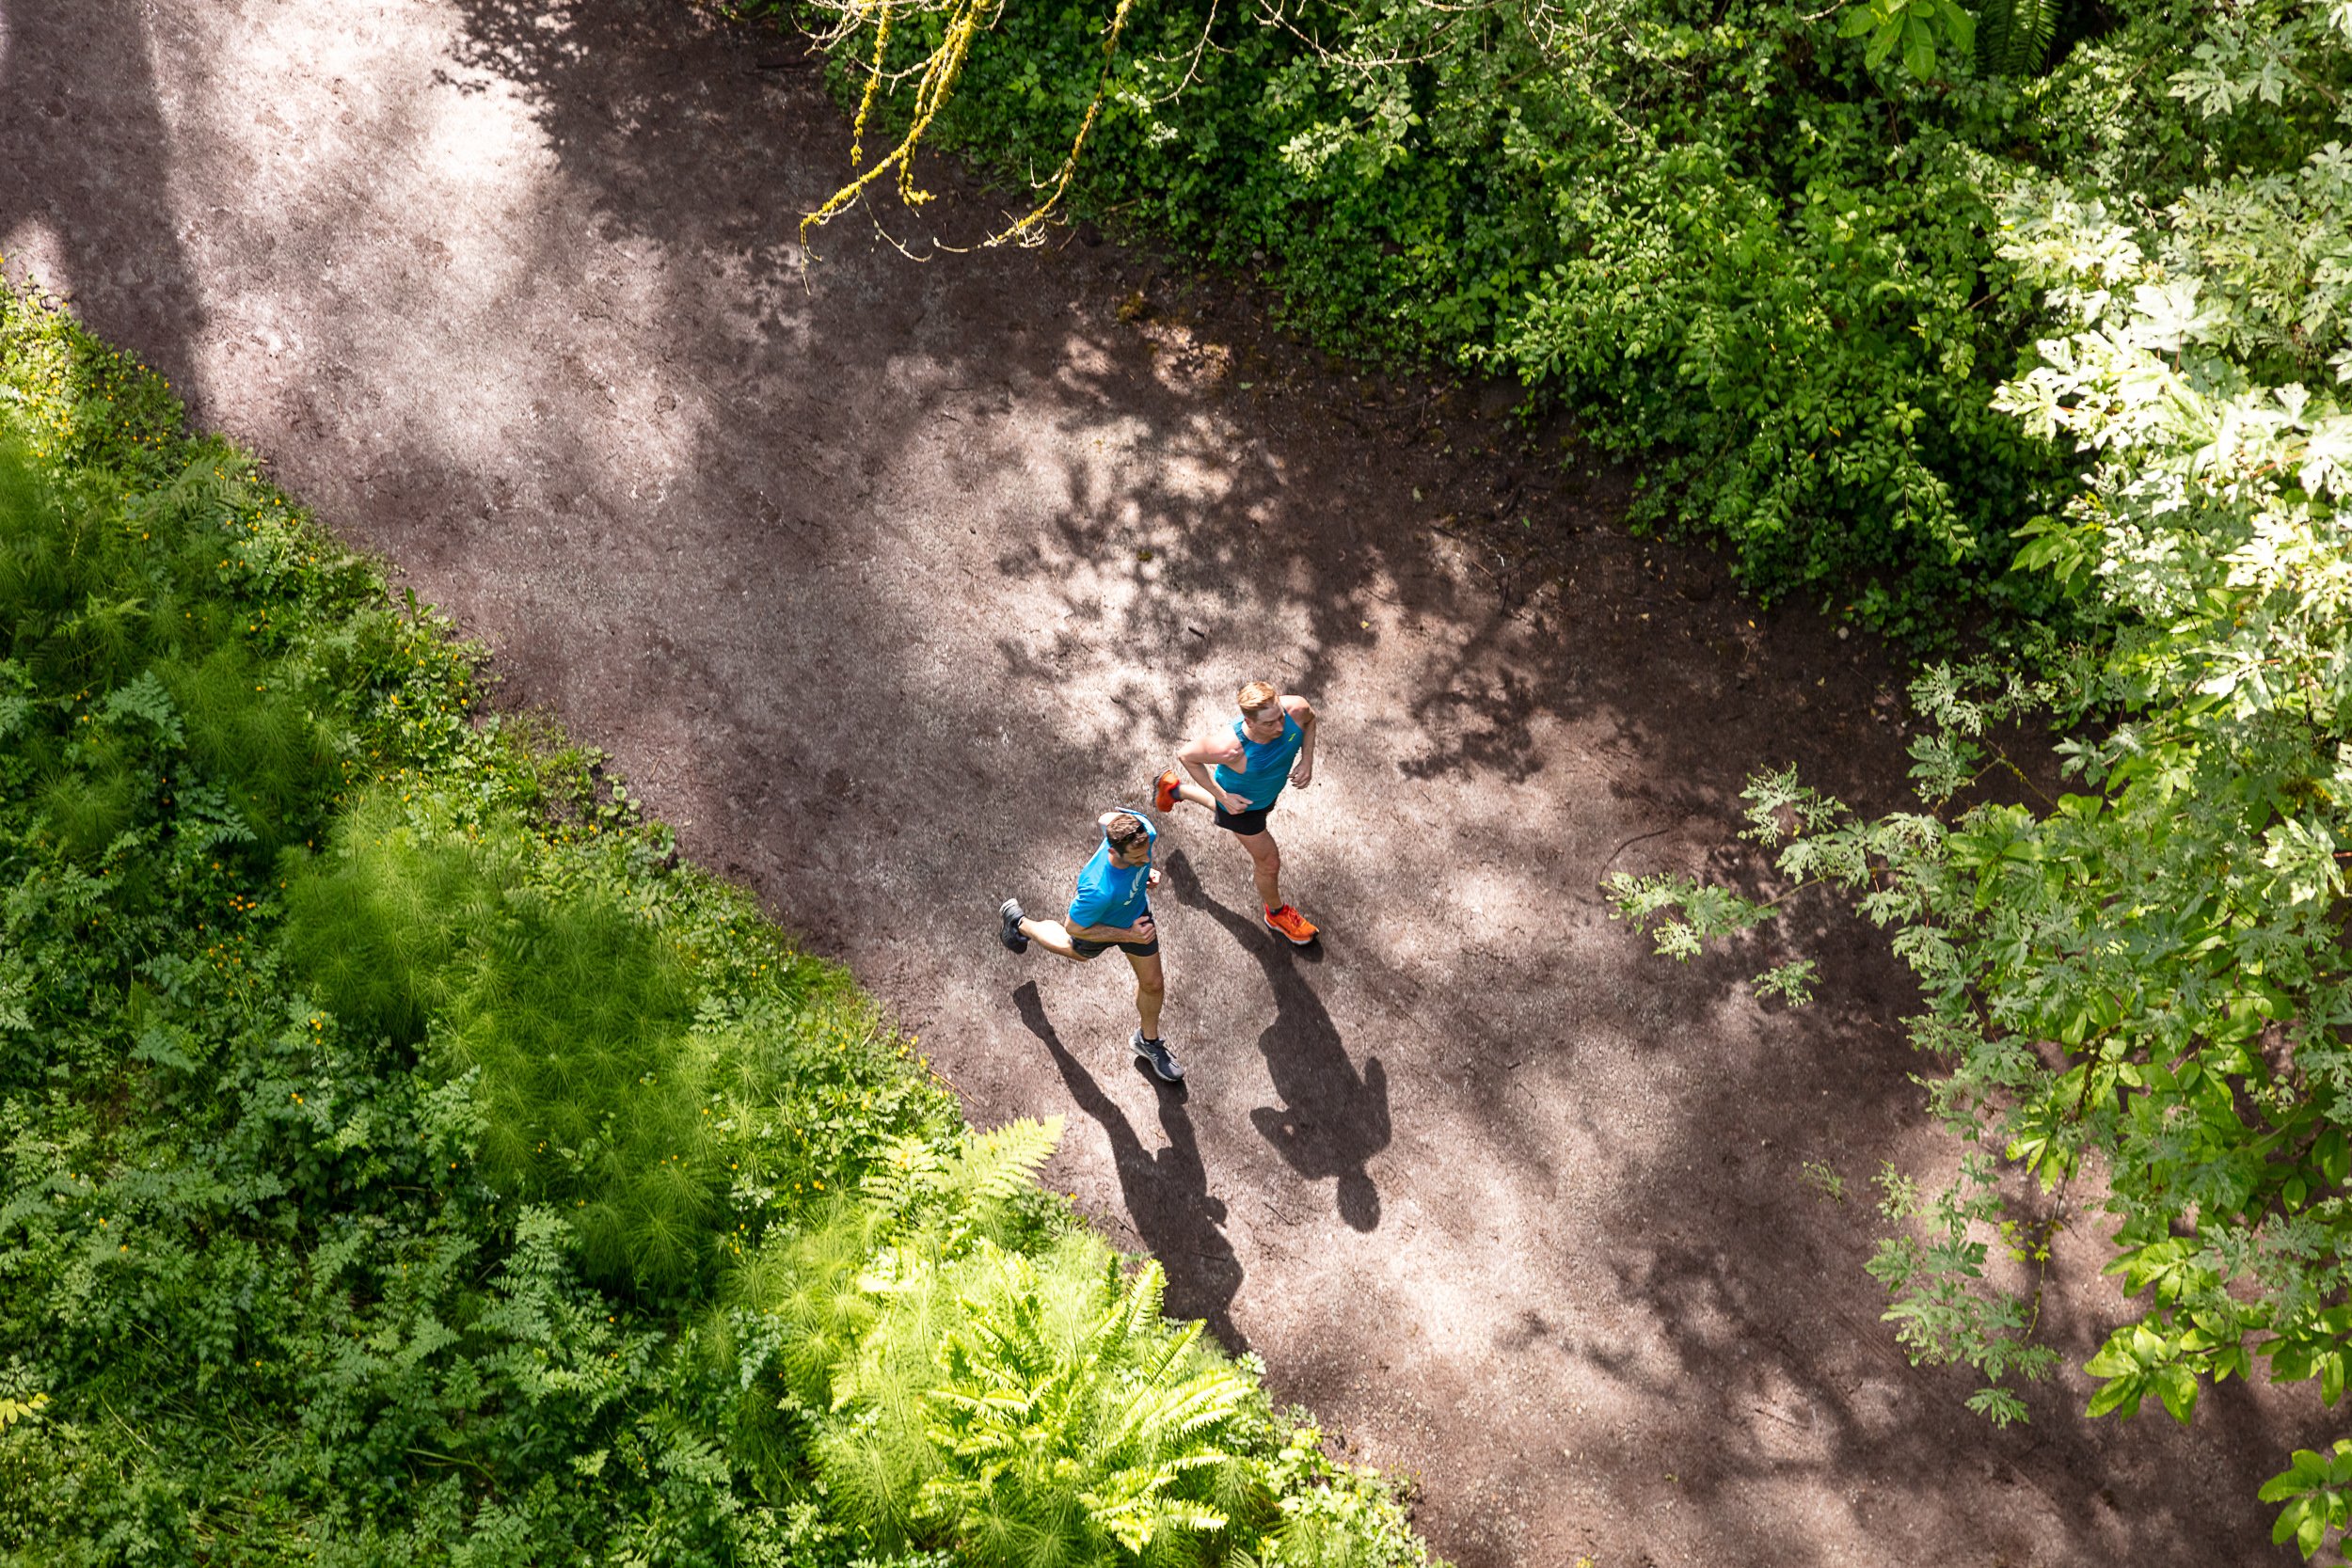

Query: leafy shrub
left=761, top=0, right=2141, bottom=630
left=761, top=0, right=2351, bottom=636
left=725, top=1121, right=1414, bottom=1568
left=1602, top=2, right=2352, bottom=1554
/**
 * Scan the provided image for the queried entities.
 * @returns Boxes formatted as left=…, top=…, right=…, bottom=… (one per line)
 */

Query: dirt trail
left=2, top=2, right=2326, bottom=1562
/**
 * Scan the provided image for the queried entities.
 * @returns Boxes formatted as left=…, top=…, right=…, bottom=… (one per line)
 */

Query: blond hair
left=1236, top=680, right=1280, bottom=717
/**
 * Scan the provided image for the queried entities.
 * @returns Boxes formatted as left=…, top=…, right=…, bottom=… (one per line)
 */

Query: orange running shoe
left=1152, top=768, right=1183, bottom=813
left=1263, top=905, right=1319, bottom=945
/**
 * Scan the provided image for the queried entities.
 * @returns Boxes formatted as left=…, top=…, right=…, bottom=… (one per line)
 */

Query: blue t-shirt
left=1211, top=711, right=1304, bottom=811
left=1066, top=816, right=1157, bottom=930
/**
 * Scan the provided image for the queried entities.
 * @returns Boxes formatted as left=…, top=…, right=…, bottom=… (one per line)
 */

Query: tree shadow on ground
left=0, top=0, right=206, bottom=391
left=1485, top=1024, right=2300, bottom=1568
left=1012, top=978, right=1247, bottom=1349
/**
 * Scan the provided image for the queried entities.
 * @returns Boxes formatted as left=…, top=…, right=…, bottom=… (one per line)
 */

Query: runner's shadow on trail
left=1161, top=850, right=1390, bottom=1231
left=1013, top=980, right=1248, bottom=1349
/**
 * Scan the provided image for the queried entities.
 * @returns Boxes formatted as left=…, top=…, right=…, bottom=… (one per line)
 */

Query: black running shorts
left=1071, top=934, right=1161, bottom=959
left=1213, top=801, right=1274, bottom=836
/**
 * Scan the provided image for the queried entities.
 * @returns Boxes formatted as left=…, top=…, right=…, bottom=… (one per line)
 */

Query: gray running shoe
left=998, top=898, right=1030, bottom=954
left=1132, top=1028, right=1184, bottom=1083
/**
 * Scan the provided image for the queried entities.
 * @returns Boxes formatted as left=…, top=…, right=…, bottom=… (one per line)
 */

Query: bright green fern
left=812, top=1225, right=1262, bottom=1568
left=918, top=1248, right=1259, bottom=1566
left=864, top=1116, right=1063, bottom=1236
left=1975, top=0, right=2059, bottom=74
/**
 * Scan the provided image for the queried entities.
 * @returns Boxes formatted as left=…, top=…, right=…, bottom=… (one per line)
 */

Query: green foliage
left=811, top=1226, right=1254, bottom=1566
left=1603, top=870, right=1779, bottom=962
left=1605, top=11, right=2352, bottom=1547
left=0, top=280, right=1439, bottom=1567
left=1864, top=1158, right=2060, bottom=1407
left=912, top=1247, right=1259, bottom=1565
left=717, top=1121, right=1432, bottom=1568
left=278, top=801, right=489, bottom=1047
left=1841, top=0, right=1978, bottom=80
left=0, top=442, right=340, bottom=880
left=280, top=800, right=728, bottom=1292
left=861, top=1115, right=1065, bottom=1236
left=749, top=0, right=2234, bottom=632
left=1975, top=0, right=2062, bottom=75
left=2264, top=1441, right=2352, bottom=1558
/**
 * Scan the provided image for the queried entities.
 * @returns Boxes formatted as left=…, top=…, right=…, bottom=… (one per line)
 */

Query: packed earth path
left=5, top=3, right=2330, bottom=1564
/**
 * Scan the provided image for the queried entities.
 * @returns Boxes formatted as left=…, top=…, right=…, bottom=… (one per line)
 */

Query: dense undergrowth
left=757, top=0, right=2328, bottom=641
left=0, top=285, right=1433, bottom=1565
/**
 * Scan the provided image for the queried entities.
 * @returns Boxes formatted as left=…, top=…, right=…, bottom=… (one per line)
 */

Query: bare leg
left=1018, top=916, right=1094, bottom=962
left=1124, top=949, right=1166, bottom=1038
left=1170, top=777, right=1220, bottom=814
left=1236, top=829, right=1283, bottom=911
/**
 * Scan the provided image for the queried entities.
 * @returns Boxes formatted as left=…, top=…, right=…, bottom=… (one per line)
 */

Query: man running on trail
left=999, top=810, right=1184, bottom=1083
left=1153, top=680, right=1322, bottom=945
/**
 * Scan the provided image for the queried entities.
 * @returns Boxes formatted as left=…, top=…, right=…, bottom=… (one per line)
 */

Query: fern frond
left=2017, top=0, right=2058, bottom=71
left=862, top=1132, right=950, bottom=1214
left=1976, top=0, right=2062, bottom=80
left=814, top=1222, right=1265, bottom=1568
left=949, top=1115, right=1064, bottom=1218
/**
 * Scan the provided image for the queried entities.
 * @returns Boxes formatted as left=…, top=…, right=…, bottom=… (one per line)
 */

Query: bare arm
left=1285, top=695, right=1318, bottom=787
left=1177, top=732, right=1252, bottom=813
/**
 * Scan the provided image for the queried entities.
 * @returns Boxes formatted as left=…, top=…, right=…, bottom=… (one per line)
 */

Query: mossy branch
left=800, top=0, right=1137, bottom=249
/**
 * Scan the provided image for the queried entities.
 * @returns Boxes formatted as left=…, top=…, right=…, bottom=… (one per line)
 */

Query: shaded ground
left=2, top=1, right=2329, bottom=1562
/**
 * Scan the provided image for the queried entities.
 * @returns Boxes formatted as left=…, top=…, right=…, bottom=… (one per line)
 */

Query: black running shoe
left=1132, top=1028, right=1184, bottom=1083
left=998, top=898, right=1029, bottom=954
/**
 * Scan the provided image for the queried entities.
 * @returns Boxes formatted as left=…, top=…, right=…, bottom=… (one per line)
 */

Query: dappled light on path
left=2, top=2, right=2328, bottom=1564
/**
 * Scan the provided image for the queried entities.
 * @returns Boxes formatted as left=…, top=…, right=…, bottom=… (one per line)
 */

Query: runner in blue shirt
left=1153, top=678, right=1322, bottom=945
left=998, top=808, right=1184, bottom=1082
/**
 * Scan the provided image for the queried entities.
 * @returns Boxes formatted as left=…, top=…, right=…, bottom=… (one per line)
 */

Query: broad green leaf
left=1937, top=0, right=1975, bottom=53
left=2155, top=1364, right=2199, bottom=1425
left=2086, top=1373, right=2144, bottom=1418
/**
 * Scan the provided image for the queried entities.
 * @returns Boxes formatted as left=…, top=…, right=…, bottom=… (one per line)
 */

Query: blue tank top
left=1066, top=814, right=1157, bottom=929
left=1212, top=712, right=1303, bottom=811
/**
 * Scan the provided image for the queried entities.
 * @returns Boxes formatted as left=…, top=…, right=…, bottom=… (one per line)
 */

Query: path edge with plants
left=0, top=276, right=1443, bottom=1568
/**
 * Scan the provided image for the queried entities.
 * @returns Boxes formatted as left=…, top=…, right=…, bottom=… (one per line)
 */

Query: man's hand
left=1146, top=867, right=1163, bottom=890
left=1125, top=914, right=1157, bottom=942
left=1218, top=789, right=1253, bottom=815
left=1291, top=760, right=1314, bottom=788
